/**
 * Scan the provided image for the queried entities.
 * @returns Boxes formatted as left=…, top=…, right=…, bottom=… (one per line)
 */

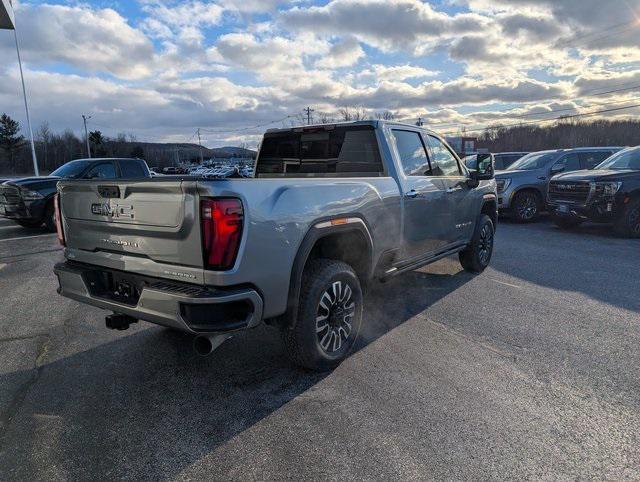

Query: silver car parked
left=495, top=147, right=623, bottom=222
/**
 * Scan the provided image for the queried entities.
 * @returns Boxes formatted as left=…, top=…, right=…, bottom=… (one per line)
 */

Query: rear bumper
left=54, top=261, right=264, bottom=335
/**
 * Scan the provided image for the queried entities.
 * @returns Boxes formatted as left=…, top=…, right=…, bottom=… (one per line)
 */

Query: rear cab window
left=119, top=160, right=149, bottom=178
left=83, top=162, right=117, bottom=179
left=255, top=125, right=384, bottom=177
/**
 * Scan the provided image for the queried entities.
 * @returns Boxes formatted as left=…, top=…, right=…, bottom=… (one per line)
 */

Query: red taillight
left=54, top=193, right=65, bottom=247
left=201, top=198, right=243, bottom=270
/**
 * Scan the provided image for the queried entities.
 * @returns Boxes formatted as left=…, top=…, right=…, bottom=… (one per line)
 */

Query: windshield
left=51, top=160, right=92, bottom=178
left=507, top=152, right=557, bottom=171
left=595, top=147, right=640, bottom=170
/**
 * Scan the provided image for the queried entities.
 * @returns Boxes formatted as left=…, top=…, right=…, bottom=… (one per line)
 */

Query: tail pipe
left=193, top=334, right=232, bottom=356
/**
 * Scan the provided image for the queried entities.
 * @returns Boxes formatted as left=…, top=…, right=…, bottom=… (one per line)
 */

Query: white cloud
left=1, top=0, right=639, bottom=146
left=281, top=0, right=487, bottom=53
left=359, top=65, right=439, bottom=82
left=0, top=4, right=155, bottom=80
left=316, top=37, right=365, bottom=68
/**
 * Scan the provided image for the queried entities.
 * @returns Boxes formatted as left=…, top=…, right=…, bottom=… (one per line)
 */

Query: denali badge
left=91, top=202, right=135, bottom=219
left=101, top=238, right=139, bottom=248
left=163, top=270, right=197, bottom=280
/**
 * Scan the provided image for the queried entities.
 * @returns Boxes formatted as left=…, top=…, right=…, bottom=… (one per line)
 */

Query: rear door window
left=83, top=162, right=117, bottom=179
left=425, top=135, right=462, bottom=176
left=256, top=125, right=383, bottom=177
left=391, top=130, right=431, bottom=176
left=580, top=151, right=613, bottom=169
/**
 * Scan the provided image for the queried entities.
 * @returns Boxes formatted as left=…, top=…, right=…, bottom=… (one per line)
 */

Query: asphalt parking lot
left=0, top=216, right=638, bottom=480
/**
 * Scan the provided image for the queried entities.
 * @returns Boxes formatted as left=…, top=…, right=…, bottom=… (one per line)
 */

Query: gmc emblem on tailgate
left=91, top=202, right=135, bottom=219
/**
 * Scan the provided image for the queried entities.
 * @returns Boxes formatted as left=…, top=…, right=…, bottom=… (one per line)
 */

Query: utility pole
left=8, top=9, right=39, bottom=175
left=196, top=128, right=204, bottom=164
left=416, top=117, right=424, bottom=127
left=82, top=114, right=91, bottom=158
left=304, top=107, right=314, bottom=125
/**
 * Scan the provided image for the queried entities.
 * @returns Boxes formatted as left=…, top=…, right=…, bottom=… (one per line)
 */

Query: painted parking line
left=488, top=278, right=522, bottom=289
left=0, top=233, right=57, bottom=243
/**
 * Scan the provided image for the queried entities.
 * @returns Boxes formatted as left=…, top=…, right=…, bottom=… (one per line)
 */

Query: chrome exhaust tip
left=193, top=334, right=231, bottom=357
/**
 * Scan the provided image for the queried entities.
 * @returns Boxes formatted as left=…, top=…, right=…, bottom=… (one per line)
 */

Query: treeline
left=0, top=114, right=252, bottom=175
left=476, top=119, right=640, bottom=152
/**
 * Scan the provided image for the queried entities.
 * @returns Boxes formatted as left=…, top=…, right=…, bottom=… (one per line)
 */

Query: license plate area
left=556, top=204, right=570, bottom=214
left=83, top=269, right=144, bottom=306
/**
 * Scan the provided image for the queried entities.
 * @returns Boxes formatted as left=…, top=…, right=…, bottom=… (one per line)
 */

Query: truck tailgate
left=58, top=179, right=204, bottom=269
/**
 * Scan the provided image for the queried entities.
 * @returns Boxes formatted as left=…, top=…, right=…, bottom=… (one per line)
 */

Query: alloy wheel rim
left=316, top=280, right=356, bottom=354
left=517, top=196, right=537, bottom=220
left=478, top=224, right=493, bottom=265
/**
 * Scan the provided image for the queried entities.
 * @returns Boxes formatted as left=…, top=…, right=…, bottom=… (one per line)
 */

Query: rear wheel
left=459, top=214, right=494, bottom=273
left=511, top=190, right=541, bottom=223
left=282, top=259, right=363, bottom=371
left=551, top=215, right=583, bottom=230
left=614, top=198, right=640, bottom=238
left=43, top=202, right=57, bottom=232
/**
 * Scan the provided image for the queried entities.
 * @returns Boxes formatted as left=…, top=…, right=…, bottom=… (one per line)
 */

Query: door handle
left=446, top=187, right=463, bottom=194
left=405, top=190, right=420, bottom=199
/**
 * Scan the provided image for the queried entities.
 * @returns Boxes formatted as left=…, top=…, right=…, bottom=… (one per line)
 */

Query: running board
left=381, top=244, right=467, bottom=281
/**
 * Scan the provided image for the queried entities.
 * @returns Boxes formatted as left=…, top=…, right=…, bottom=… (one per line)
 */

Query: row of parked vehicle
left=467, top=146, right=640, bottom=238
left=0, top=159, right=258, bottom=231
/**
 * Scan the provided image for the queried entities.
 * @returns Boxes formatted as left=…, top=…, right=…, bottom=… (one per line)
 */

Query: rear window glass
left=256, top=126, right=383, bottom=177
left=120, top=160, right=148, bottom=178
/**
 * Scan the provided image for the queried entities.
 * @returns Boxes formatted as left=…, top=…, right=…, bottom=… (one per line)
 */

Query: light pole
left=1, top=0, right=39, bottom=176
left=82, top=114, right=92, bottom=158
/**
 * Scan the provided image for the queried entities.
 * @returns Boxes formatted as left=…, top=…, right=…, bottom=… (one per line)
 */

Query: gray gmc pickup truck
left=54, top=121, right=497, bottom=371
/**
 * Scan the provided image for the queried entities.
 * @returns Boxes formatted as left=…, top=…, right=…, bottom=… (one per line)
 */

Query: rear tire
left=459, top=214, right=494, bottom=273
left=43, top=202, right=56, bottom=232
left=511, top=190, right=541, bottom=223
left=551, top=215, right=583, bottom=230
left=614, top=198, right=640, bottom=238
left=282, top=259, right=363, bottom=371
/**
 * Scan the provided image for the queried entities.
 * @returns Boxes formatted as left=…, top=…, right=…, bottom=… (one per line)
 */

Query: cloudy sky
left=1, top=0, right=639, bottom=147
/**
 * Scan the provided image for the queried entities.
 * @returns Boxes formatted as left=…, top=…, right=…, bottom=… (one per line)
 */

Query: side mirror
left=467, top=153, right=494, bottom=182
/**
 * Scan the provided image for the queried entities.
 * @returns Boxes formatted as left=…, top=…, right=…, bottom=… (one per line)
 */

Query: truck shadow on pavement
left=0, top=268, right=472, bottom=480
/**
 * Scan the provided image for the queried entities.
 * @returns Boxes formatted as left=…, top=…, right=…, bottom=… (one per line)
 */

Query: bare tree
left=375, top=111, right=396, bottom=120
left=37, top=121, right=52, bottom=170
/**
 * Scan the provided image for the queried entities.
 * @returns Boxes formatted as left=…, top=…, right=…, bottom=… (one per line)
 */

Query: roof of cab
left=265, top=119, right=440, bottom=136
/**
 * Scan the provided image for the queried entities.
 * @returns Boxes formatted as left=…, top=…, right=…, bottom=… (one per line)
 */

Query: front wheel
left=614, top=198, right=640, bottom=238
left=459, top=214, right=495, bottom=273
left=282, top=259, right=363, bottom=371
left=511, top=190, right=541, bottom=223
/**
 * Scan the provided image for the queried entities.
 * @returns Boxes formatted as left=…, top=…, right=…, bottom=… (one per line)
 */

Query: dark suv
left=548, top=146, right=640, bottom=237
left=0, top=158, right=150, bottom=231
